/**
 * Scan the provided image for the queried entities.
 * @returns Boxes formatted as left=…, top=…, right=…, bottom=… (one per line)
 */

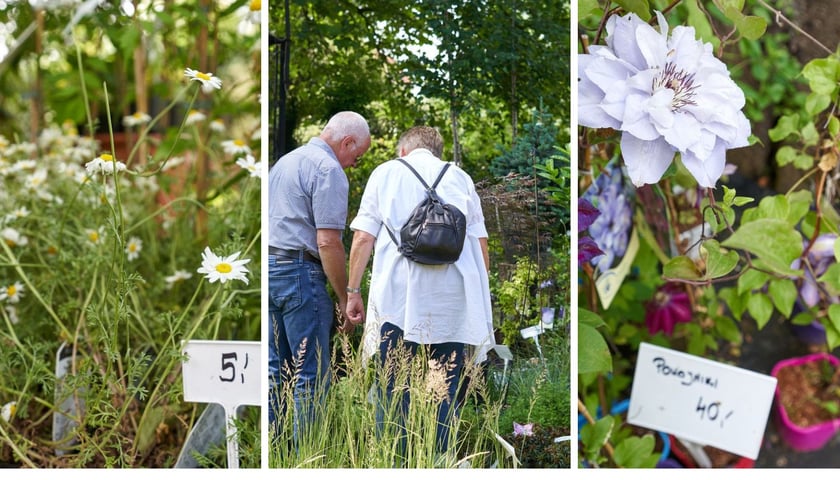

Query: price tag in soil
left=182, top=340, right=260, bottom=468
left=627, top=342, right=776, bottom=460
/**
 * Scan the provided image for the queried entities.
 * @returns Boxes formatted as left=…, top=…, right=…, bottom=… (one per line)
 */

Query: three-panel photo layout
left=0, top=0, right=839, bottom=471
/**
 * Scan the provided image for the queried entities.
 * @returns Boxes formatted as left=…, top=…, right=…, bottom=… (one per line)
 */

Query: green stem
left=0, top=241, right=70, bottom=339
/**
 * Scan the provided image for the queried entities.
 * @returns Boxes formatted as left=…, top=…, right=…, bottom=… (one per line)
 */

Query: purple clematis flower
left=513, top=421, right=534, bottom=437
left=578, top=11, right=751, bottom=188
left=588, top=175, right=632, bottom=273
left=645, top=283, right=692, bottom=336
left=793, top=234, right=839, bottom=308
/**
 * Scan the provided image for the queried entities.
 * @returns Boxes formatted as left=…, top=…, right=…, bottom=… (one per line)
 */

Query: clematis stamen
left=652, top=62, right=700, bottom=112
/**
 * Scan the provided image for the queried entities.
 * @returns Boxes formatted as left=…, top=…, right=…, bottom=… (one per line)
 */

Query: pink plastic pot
left=770, top=353, right=840, bottom=452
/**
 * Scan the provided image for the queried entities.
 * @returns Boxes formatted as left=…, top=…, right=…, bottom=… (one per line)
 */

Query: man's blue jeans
left=376, top=321, right=466, bottom=455
left=268, top=254, right=333, bottom=443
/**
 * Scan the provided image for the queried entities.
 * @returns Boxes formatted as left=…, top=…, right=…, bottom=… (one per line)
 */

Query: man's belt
left=268, top=247, right=322, bottom=265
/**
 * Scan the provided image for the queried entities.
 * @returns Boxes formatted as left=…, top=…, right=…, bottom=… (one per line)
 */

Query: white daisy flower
left=123, top=111, right=151, bottom=128
left=85, top=154, right=126, bottom=176
left=221, top=139, right=251, bottom=156
left=125, top=236, right=143, bottom=261
left=209, top=119, right=225, bottom=133
left=237, top=0, right=260, bottom=36
left=0, top=281, right=24, bottom=303
left=164, top=269, right=193, bottom=289
left=1, top=401, right=15, bottom=422
left=86, top=227, right=105, bottom=245
left=5, top=206, right=30, bottom=222
left=184, top=67, right=222, bottom=93
left=185, top=109, right=207, bottom=126
left=196, top=246, right=251, bottom=284
left=236, top=154, right=261, bottom=178
left=24, top=169, right=48, bottom=190
left=12, top=159, right=36, bottom=172
left=1, top=227, right=28, bottom=248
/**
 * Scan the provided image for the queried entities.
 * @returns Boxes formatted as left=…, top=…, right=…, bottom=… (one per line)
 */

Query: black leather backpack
left=385, top=158, right=467, bottom=265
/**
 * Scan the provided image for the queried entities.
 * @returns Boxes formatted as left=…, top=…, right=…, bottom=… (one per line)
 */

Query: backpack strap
left=396, top=157, right=451, bottom=193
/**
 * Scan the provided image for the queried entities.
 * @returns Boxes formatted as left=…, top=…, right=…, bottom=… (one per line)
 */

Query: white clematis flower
left=578, top=11, right=751, bottom=188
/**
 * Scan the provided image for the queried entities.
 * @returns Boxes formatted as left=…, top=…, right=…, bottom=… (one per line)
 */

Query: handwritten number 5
left=220, top=352, right=237, bottom=382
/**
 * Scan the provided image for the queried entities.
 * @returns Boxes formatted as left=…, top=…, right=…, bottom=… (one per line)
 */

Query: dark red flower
left=578, top=198, right=600, bottom=232
left=645, top=283, right=692, bottom=336
left=578, top=198, right=605, bottom=264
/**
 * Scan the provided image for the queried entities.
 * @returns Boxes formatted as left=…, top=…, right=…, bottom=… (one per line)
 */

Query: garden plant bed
left=502, top=424, right=571, bottom=467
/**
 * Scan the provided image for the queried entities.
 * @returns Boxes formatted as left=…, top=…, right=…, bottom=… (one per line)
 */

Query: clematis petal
left=620, top=133, right=676, bottom=187
left=680, top=140, right=727, bottom=189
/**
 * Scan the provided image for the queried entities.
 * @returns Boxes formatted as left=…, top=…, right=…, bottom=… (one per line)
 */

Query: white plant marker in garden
left=53, top=342, right=84, bottom=456
left=182, top=340, right=260, bottom=469
left=628, top=342, right=777, bottom=460
left=493, top=344, right=514, bottom=388
left=520, top=307, right=555, bottom=364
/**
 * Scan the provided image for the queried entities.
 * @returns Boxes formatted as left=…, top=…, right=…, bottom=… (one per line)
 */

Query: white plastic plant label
left=627, top=342, right=777, bottom=460
left=182, top=340, right=260, bottom=468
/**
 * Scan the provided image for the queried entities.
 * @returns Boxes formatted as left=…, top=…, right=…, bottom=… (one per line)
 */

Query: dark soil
left=775, top=358, right=840, bottom=428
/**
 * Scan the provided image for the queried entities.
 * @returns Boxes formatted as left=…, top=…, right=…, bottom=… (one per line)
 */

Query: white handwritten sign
left=627, top=342, right=776, bottom=460
left=182, top=340, right=261, bottom=468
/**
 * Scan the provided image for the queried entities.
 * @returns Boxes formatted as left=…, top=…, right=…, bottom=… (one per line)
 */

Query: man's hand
left=345, top=294, right=365, bottom=326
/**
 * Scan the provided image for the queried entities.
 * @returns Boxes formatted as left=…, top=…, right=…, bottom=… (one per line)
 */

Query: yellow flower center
left=101, top=154, right=113, bottom=161
left=234, top=139, right=245, bottom=147
left=197, top=72, right=212, bottom=81
left=47, top=245, right=58, bottom=255
left=6, top=285, right=15, bottom=297
left=129, top=244, right=138, bottom=252
left=5, top=239, right=15, bottom=247
left=88, top=231, right=100, bottom=243
left=250, top=0, right=260, bottom=11
left=216, top=263, right=233, bottom=274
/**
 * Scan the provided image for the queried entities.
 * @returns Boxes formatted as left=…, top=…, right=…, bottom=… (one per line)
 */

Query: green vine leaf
left=614, top=0, right=650, bottom=20
left=580, top=416, right=615, bottom=462
left=802, top=57, right=840, bottom=96
left=578, top=309, right=612, bottom=374
left=719, top=287, right=746, bottom=319
left=721, top=218, right=803, bottom=276
left=663, top=256, right=703, bottom=280
left=768, top=114, right=800, bottom=142
left=768, top=278, right=797, bottom=319
left=701, top=239, right=739, bottom=279
left=613, top=434, right=660, bottom=468
left=747, top=293, right=774, bottom=329
left=827, top=305, right=840, bottom=351
left=733, top=13, right=767, bottom=40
